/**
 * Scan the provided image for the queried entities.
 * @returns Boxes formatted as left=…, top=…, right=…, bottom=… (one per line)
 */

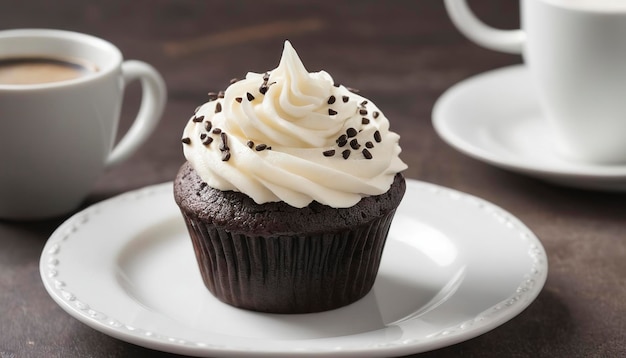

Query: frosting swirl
left=182, top=41, right=407, bottom=208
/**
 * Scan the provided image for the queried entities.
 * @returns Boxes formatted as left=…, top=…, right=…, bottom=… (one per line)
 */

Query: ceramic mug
left=0, top=29, right=166, bottom=220
left=445, top=0, right=626, bottom=164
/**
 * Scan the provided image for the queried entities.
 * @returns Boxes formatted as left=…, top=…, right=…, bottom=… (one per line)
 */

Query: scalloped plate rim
left=39, top=180, right=547, bottom=357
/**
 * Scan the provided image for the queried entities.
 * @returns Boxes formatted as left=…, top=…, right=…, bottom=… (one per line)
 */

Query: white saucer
left=433, top=64, right=626, bottom=191
left=40, top=181, right=547, bottom=358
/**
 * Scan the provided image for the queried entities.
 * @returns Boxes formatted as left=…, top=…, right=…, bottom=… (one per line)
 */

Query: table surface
left=2, top=1, right=625, bottom=357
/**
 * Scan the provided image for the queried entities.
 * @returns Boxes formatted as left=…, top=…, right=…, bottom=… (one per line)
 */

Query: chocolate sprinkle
left=346, top=127, right=358, bottom=138
left=334, top=83, right=340, bottom=87
left=327, top=96, right=336, bottom=104
left=235, top=97, right=243, bottom=103
left=342, top=96, right=349, bottom=103
left=337, top=135, right=348, bottom=147
left=365, top=141, right=374, bottom=148
left=212, top=128, right=222, bottom=134
left=204, top=121, right=212, bottom=131
left=323, top=149, right=335, bottom=157
left=208, top=92, right=218, bottom=100
left=218, top=91, right=225, bottom=98
left=215, top=102, right=222, bottom=113
left=200, top=182, right=208, bottom=189
left=247, top=140, right=254, bottom=148
left=202, top=136, right=213, bottom=145
left=192, top=115, right=204, bottom=122
left=342, top=149, right=351, bottom=159
left=181, top=137, right=191, bottom=144
left=200, top=133, right=207, bottom=140
left=362, top=148, right=373, bottom=159
left=360, top=100, right=368, bottom=107
left=362, top=117, right=370, bottom=125
left=219, top=132, right=229, bottom=151
left=221, top=151, right=231, bottom=161
left=374, top=130, right=382, bottom=143
left=328, top=108, right=337, bottom=116
left=350, top=139, right=360, bottom=150
left=260, top=72, right=271, bottom=95
left=255, top=144, right=267, bottom=151
left=359, top=109, right=368, bottom=115
left=373, top=111, right=380, bottom=119
left=247, top=92, right=255, bottom=101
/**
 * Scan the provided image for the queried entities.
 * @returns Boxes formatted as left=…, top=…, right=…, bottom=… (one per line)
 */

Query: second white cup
left=445, top=0, right=626, bottom=164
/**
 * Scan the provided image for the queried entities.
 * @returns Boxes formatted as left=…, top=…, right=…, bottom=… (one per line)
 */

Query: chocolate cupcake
left=174, top=41, right=407, bottom=313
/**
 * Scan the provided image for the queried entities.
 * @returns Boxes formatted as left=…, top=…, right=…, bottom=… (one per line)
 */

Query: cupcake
left=174, top=41, right=407, bottom=313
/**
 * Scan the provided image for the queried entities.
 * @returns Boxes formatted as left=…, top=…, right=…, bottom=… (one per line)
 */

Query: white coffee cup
left=0, top=29, right=166, bottom=220
left=445, top=0, right=626, bottom=164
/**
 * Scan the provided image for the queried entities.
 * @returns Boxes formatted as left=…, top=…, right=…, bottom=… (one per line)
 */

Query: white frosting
left=182, top=41, right=407, bottom=208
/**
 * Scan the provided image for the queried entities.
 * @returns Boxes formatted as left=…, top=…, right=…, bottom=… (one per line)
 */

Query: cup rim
left=0, top=28, right=123, bottom=91
left=539, top=0, right=626, bottom=13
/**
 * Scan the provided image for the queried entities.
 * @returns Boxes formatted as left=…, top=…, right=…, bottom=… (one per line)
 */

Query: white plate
left=433, top=64, right=626, bottom=191
left=40, top=180, right=547, bottom=357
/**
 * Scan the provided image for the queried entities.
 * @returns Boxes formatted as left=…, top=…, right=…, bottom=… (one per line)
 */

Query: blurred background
left=3, top=1, right=625, bottom=358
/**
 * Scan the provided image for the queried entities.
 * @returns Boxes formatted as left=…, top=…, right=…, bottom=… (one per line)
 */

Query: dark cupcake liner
left=180, top=209, right=397, bottom=314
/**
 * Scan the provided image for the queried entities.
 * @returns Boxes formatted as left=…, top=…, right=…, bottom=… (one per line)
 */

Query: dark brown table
left=2, top=1, right=625, bottom=357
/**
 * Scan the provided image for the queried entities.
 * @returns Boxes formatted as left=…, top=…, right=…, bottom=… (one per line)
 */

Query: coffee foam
left=0, top=57, right=97, bottom=85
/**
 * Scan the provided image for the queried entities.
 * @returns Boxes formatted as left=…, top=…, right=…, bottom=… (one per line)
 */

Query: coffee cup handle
left=105, top=60, right=167, bottom=167
left=444, top=0, right=525, bottom=54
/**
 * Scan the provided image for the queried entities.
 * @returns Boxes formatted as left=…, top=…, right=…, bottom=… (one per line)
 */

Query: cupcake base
left=174, top=162, right=405, bottom=314
left=180, top=209, right=396, bottom=313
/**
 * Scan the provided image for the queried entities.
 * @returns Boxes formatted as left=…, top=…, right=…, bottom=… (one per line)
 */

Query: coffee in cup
left=0, top=56, right=98, bottom=85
